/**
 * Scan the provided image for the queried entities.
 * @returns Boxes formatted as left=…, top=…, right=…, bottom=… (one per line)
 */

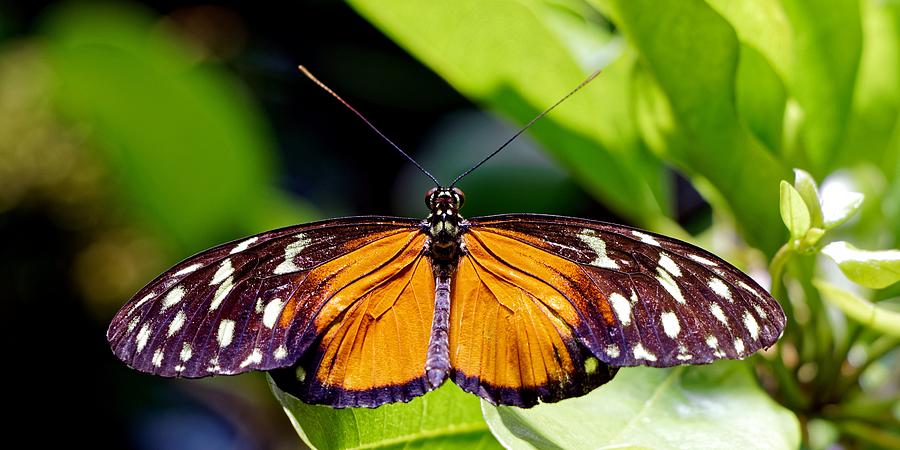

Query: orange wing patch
left=271, top=230, right=436, bottom=407
left=450, top=229, right=616, bottom=406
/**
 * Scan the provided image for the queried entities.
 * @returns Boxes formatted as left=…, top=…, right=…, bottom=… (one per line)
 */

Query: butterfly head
left=425, top=187, right=465, bottom=214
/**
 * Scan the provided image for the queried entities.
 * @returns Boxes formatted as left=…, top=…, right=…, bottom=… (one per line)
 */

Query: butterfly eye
left=425, top=187, right=440, bottom=208
left=451, top=187, right=465, bottom=208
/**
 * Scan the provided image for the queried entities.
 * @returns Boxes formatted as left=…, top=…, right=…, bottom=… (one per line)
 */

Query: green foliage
left=780, top=181, right=812, bottom=242
left=821, top=242, right=900, bottom=290
left=814, top=280, right=900, bottom=337
left=41, top=3, right=316, bottom=251
left=483, top=364, right=800, bottom=450
left=270, top=377, right=502, bottom=449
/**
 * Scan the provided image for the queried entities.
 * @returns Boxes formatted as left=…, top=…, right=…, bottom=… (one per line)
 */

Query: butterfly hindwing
left=107, top=217, right=426, bottom=384
left=464, top=214, right=785, bottom=370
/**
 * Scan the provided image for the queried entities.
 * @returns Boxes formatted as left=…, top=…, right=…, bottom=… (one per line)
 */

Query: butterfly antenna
left=298, top=65, right=441, bottom=187
left=450, top=68, right=603, bottom=187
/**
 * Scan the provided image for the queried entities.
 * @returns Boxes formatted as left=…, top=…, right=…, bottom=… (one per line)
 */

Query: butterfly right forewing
left=107, top=217, right=423, bottom=379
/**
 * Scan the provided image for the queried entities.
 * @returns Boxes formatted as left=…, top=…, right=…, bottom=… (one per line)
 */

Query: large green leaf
left=483, top=363, right=801, bottom=449
left=269, top=377, right=501, bottom=450
left=780, top=0, right=862, bottom=175
left=597, top=0, right=790, bottom=255
left=41, top=3, right=315, bottom=251
left=348, top=0, right=670, bottom=228
left=837, top=0, right=900, bottom=173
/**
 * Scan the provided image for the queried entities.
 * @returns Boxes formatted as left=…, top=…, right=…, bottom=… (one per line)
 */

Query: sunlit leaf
left=814, top=279, right=900, bottom=336
left=834, top=0, right=899, bottom=172
left=269, top=376, right=501, bottom=450
left=348, top=0, right=670, bottom=228
left=819, top=181, right=865, bottom=229
left=780, top=0, right=862, bottom=175
left=780, top=181, right=811, bottom=241
left=483, top=363, right=800, bottom=450
left=596, top=0, right=790, bottom=255
left=821, top=242, right=900, bottom=289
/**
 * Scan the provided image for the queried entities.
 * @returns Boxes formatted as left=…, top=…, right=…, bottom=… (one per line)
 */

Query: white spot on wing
left=127, top=316, right=140, bottom=332
left=180, top=342, right=192, bottom=361
left=230, top=236, right=259, bottom=254
left=734, top=338, right=745, bottom=353
left=661, top=311, right=681, bottom=338
left=209, top=276, right=235, bottom=311
left=210, top=259, right=234, bottom=285
left=240, top=348, right=263, bottom=368
left=605, top=344, right=620, bottom=358
left=175, top=364, right=185, bottom=372
left=578, top=230, right=619, bottom=269
left=744, top=312, right=760, bottom=340
left=136, top=324, right=151, bottom=352
left=632, top=230, right=660, bottom=246
left=753, top=304, right=768, bottom=319
left=274, top=234, right=311, bottom=275
left=706, top=335, right=725, bottom=357
left=609, top=293, right=632, bottom=326
left=688, top=254, right=718, bottom=266
left=254, top=298, right=264, bottom=313
left=152, top=348, right=164, bottom=367
left=161, top=286, right=185, bottom=310
left=659, top=253, right=682, bottom=277
left=263, top=298, right=284, bottom=329
left=217, top=319, right=236, bottom=348
left=656, top=268, right=686, bottom=304
left=128, top=294, right=154, bottom=316
left=174, top=263, right=203, bottom=277
left=633, top=343, right=657, bottom=361
left=710, top=303, right=728, bottom=325
left=676, top=344, right=693, bottom=361
left=708, top=278, right=732, bottom=301
left=167, top=310, right=186, bottom=337
left=274, top=345, right=288, bottom=360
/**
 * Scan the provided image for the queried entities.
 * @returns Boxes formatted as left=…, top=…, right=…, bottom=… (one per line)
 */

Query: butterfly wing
left=451, top=214, right=784, bottom=406
left=108, top=217, right=438, bottom=407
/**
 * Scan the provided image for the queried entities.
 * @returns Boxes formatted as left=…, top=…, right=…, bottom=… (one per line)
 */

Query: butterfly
left=107, top=67, right=785, bottom=409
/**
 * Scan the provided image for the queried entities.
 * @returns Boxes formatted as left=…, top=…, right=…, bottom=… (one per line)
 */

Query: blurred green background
left=2, top=0, right=897, bottom=449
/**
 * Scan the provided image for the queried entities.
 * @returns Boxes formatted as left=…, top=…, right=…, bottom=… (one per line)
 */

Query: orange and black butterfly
left=107, top=67, right=785, bottom=408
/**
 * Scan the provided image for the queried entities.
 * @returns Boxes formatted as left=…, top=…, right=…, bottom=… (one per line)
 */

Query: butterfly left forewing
left=464, top=214, right=785, bottom=370
left=107, top=217, right=424, bottom=379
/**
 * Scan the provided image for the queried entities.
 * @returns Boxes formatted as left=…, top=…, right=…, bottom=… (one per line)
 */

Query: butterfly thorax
left=424, top=187, right=466, bottom=272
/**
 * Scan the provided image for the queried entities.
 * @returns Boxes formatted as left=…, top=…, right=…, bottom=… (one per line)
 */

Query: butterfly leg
left=425, top=275, right=451, bottom=388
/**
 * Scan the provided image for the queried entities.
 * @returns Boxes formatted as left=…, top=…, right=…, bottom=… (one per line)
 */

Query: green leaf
left=780, top=181, right=811, bottom=241
left=269, top=377, right=501, bottom=450
left=41, top=3, right=314, bottom=251
left=780, top=0, right=862, bottom=175
left=793, top=169, right=824, bottom=228
left=596, top=0, right=790, bottom=255
left=348, top=0, right=669, bottom=227
left=813, top=279, right=900, bottom=337
left=819, top=180, right=865, bottom=229
left=836, top=0, right=900, bottom=172
left=483, top=363, right=800, bottom=450
left=704, top=0, right=793, bottom=82
left=734, top=44, right=787, bottom=155
left=821, top=241, right=900, bottom=289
